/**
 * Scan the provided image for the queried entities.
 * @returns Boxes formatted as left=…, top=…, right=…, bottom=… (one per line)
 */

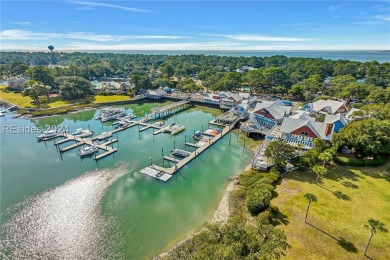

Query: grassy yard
left=0, top=85, right=131, bottom=108
left=92, top=95, right=131, bottom=103
left=0, top=85, right=34, bottom=107
left=272, top=162, right=390, bottom=259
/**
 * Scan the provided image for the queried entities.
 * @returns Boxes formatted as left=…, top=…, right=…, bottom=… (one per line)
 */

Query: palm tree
left=363, top=218, right=388, bottom=256
left=304, top=193, right=317, bottom=223
left=313, top=165, right=328, bottom=184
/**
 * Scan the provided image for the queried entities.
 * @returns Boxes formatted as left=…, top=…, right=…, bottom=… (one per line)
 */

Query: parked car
left=341, top=146, right=352, bottom=154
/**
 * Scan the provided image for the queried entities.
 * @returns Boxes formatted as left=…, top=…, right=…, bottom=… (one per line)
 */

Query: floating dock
left=140, top=116, right=239, bottom=180
left=140, top=167, right=172, bottom=182
left=55, top=133, right=118, bottom=160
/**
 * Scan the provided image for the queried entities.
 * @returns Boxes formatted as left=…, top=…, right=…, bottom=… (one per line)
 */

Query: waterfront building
left=92, top=81, right=128, bottom=94
left=7, top=77, right=27, bottom=91
left=279, top=117, right=334, bottom=149
left=220, top=93, right=243, bottom=110
left=301, top=99, right=348, bottom=115
left=240, top=99, right=291, bottom=135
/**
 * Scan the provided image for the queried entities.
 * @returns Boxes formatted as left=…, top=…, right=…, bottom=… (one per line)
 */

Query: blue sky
left=1, top=1, right=389, bottom=51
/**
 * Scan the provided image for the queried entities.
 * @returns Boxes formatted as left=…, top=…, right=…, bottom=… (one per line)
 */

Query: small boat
left=71, top=128, right=84, bottom=135
left=101, top=113, right=125, bottom=122
left=79, top=130, right=94, bottom=138
left=115, top=121, right=130, bottom=129
left=78, top=145, right=99, bottom=156
left=37, top=130, right=58, bottom=140
left=124, top=114, right=137, bottom=119
left=193, top=130, right=202, bottom=140
left=94, top=132, right=113, bottom=140
left=0, top=112, right=4, bottom=117
left=170, top=125, right=185, bottom=135
left=171, top=148, right=191, bottom=157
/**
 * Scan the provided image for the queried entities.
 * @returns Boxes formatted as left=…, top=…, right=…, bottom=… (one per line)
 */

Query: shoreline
left=155, top=163, right=253, bottom=259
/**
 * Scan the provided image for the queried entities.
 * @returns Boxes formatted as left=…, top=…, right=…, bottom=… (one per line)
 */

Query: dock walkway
left=145, top=117, right=239, bottom=177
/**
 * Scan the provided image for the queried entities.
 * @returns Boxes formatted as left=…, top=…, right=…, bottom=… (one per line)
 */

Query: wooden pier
left=146, top=100, right=190, bottom=120
left=55, top=133, right=118, bottom=160
left=185, top=142, right=201, bottom=148
left=163, top=156, right=181, bottom=163
left=145, top=117, right=239, bottom=177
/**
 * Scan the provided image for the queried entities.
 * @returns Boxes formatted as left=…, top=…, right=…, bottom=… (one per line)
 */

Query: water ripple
left=0, top=163, right=128, bottom=259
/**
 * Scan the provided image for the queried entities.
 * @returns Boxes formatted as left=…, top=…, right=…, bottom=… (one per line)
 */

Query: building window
left=299, top=131, right=309, bottom=136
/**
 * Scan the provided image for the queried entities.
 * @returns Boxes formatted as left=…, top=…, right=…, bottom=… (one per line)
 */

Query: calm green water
left=0, top=102, right=252, bottom=259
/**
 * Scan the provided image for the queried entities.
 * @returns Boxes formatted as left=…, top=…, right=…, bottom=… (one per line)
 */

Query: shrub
left=257, top=211, right=271, bottom=225
left=246, top=188, right=272, bottom=215
left=253, top=183, right=275, bottom=192
left=334, top=156, right=389, bottom=167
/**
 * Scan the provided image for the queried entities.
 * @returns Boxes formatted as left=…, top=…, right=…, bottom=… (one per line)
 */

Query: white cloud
left=0, top=29, right=188, bottom=42
left=202, top=33, right=310, bottom=42
left=373, top=15, right=390, bottom=21
left=9, top=22, right=31, bottom=26
left=72, top=1, right=152, bottom=13
left=328, top=4, right=343, bottom=12
left=2, top=41, right=388, bottom=51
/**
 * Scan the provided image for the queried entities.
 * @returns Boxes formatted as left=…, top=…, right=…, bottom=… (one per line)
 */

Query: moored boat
left=171, top=148, right=191, bottom=157
left=78, top=145, right=99, bottom=156
left=37, top=130, right=58, bottom=140
left=71, top=128, right=84, bottom=135
left=94, top=132, right=113, bottom=140
left=170, top=125, right=185, bottom=135
left=79, top=130, right=94, bottom=138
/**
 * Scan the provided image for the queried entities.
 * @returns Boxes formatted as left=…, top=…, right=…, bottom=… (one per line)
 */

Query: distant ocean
left=94, top=50, right=390, bottom=63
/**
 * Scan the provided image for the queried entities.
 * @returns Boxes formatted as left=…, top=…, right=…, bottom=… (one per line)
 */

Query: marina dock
left=142, top=116, right=239, bottom=179
left=146, top=100, right=190, bottom=120
left=163, top=156, right=181, bottom=163
left=55, top=133, right=118, bottom=160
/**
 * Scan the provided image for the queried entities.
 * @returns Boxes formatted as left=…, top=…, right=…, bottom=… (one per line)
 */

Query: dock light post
left=150, top=156, right=153, bottom=166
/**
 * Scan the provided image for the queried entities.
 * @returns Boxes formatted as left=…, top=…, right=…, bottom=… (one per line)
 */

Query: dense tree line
left=1, top=52, right=389, bottom=100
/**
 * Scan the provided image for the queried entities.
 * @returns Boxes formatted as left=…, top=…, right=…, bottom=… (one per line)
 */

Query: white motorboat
left=78, top=145, right=99, bottom=156
left=79, top=130, right=94, bottom=138
left=97, top=107, right=126, bottom=122
left=94, top=132, right=113, bottom=140
left=0, top=112, right=4, bottom=117
left=71, top=128, right=84, bottom=135
left=101, top=113, right=125, bottom=122
left=37, top=130, right=58, bottom=140
left=170, top=125, right=185, bottom=135
left=171, top=148, right=190, bottom=157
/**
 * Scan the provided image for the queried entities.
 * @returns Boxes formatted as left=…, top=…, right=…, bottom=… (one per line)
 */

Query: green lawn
left=272, top=162, right=390, bottom=259
left=0, top=86, right=34, bottom=107
left=92, top=95, right=131, bottom=103
left=0, top=85, right=131, bottom=108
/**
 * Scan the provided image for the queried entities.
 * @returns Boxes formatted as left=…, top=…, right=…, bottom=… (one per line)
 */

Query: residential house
left=280, top=117, right=334, bottom=149
left=220, top=93, right=243, bottom=110
left=301, top=99, right=348, bottom=115
left=240, top=99, right=292, bottom=135
left=147, top=88, right=167, bottom=99
left=7, top=77, right=28, bottom=91
left=234, top=103, right=249, bottom=118
left=92, top=81, right=128, bottom=94
left=324, top=114, right=348, bottom=133
left=345, top=108, right=363, bottom=122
